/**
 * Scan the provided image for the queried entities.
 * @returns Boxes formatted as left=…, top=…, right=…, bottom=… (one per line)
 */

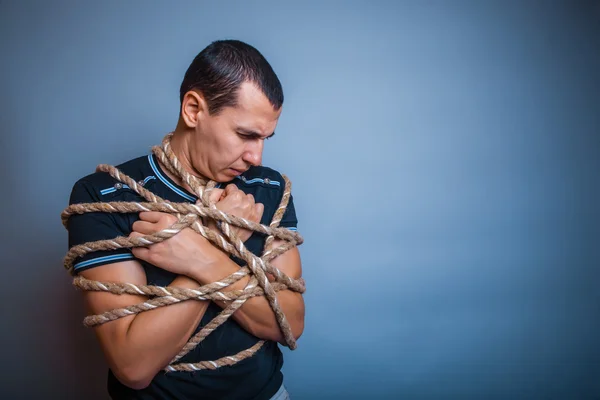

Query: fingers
left=198, top=183, right=266, bottom=227
left=207, top=188, right=224, bottom=204
left=138, top=211, right=163, bottom=222
left=225, top=184, right=238, bottom=196
left=129, top=231, right=149, bottom=259
left=132, top=220, right=157, bottom=235
left=129, top=231, right=150, bottom=244
left=131, top=246, right=149, bottom=260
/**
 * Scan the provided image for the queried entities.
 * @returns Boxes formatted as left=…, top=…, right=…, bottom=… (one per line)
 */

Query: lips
left=229, top=168, right=245, bottom=175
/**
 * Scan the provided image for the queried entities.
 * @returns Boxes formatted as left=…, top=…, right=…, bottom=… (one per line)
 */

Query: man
left=66, top=39, right=304, bottom=400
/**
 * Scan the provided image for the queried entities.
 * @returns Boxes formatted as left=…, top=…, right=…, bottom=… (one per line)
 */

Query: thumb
left=128, top=231, right=147, bottom=245
left=129, top=231, right=150, bottom=259
left=129, top=231, right=142, bottom=239
left=206, top=188, right=225, bottom=205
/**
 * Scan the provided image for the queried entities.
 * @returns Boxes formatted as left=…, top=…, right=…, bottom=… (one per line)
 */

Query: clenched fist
left=129, top=211, right=220, bottom=276
left=210, top=184, right=264, bottom=242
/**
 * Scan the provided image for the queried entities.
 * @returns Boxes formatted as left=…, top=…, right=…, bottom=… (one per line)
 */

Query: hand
left=129, top=211, right=225, bottom=276
left=208, top=184, right=264, bottom=243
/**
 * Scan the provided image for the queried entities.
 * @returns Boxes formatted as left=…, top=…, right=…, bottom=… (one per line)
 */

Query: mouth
left=228, top=168, right=246, bottom=176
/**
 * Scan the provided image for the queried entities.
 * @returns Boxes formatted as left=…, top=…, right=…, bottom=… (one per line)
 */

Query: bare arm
left=79, top=260, right=208, bottom=390
left=187, top=239, right=305, bottom=344
left=120, top=181, right=306, bottom=347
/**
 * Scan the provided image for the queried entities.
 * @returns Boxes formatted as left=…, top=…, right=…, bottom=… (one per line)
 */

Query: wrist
left=186, top=249, right=234, bottom=285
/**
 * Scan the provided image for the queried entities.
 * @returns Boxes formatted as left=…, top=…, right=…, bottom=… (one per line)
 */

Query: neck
left=157, top=129, right=206, bottom=192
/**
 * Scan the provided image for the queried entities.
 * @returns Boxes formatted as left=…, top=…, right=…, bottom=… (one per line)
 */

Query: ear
left=180, top=90, right=209, bottom=128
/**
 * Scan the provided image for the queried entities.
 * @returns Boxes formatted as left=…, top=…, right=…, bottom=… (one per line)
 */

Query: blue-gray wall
left=1, top=1, right=598, bottom=399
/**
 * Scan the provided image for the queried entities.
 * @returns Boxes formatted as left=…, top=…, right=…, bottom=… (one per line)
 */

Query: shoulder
left=69, top=155, right=151, bottom=204
left=228, top=165, right=286, bottom=208
left=234, top=165, right=298, bottom=228
left=235, top=165, right=287, bottom=190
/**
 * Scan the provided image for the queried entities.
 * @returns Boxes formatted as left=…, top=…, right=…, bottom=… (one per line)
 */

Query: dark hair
left=179, top=40, right=284, bottom=115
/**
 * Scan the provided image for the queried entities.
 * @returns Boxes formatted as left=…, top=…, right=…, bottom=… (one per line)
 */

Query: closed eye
left=237, top=128, right=275, bottom=140
left=238, top=132, right=273, bottom=140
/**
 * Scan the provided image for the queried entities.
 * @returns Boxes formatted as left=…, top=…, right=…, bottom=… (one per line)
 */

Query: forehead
left=223, top=81, right=281, bottom=131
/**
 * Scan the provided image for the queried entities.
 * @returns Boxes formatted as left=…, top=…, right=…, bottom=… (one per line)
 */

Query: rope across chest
left=61, top=133, right=305, bottom=372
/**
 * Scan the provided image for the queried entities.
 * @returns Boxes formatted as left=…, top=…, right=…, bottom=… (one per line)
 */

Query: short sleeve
left=67, top=179, right=134, bottom=273
left=279, top=193, right=298, bottom=231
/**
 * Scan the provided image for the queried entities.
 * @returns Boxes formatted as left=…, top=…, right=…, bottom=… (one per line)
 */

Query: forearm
left=216, top=285, right=305, bottom=343
left=107, top=275, right=209, bottom=387
left=187, top=255, right=304, bottom=343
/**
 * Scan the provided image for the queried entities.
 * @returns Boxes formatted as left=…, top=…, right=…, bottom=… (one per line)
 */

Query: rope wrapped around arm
left=61, top=133, right=305, bottom=372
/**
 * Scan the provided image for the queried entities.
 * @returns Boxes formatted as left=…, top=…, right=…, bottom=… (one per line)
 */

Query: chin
left=214, top=171, right=236, bottom=183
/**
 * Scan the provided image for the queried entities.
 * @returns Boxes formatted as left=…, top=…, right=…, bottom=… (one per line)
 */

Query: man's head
left=176, top=40, right=284, bottom=182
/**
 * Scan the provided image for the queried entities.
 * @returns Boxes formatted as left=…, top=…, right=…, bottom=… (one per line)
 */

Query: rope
left=61, top=133, right=305, bottom=372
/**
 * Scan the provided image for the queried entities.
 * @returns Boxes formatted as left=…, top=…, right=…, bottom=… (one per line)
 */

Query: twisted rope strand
left=62, top=133, right=305, bottom=372
left=155, top=137, right=298, bottom=352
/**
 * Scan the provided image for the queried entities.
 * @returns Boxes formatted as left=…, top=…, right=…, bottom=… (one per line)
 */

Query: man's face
left=190, top=81, right=281, bottom=182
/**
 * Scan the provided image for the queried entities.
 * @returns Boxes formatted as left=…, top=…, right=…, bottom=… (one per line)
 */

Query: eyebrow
left=237, top=127, right=275, bottom=139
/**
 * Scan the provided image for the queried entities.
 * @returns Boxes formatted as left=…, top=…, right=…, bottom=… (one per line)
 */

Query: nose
left=242, top=139, right=264, bottom=167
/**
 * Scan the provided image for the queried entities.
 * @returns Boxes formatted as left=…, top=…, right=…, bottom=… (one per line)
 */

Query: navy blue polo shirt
left=67, top=153, right=298, bottom=400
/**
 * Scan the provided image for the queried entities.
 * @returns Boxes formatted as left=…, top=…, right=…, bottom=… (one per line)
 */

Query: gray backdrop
left=1, top=1, right=599, bottom=399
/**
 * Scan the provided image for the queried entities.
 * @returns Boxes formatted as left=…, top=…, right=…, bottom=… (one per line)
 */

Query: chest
left=122, top=179, right=277, bottom=286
